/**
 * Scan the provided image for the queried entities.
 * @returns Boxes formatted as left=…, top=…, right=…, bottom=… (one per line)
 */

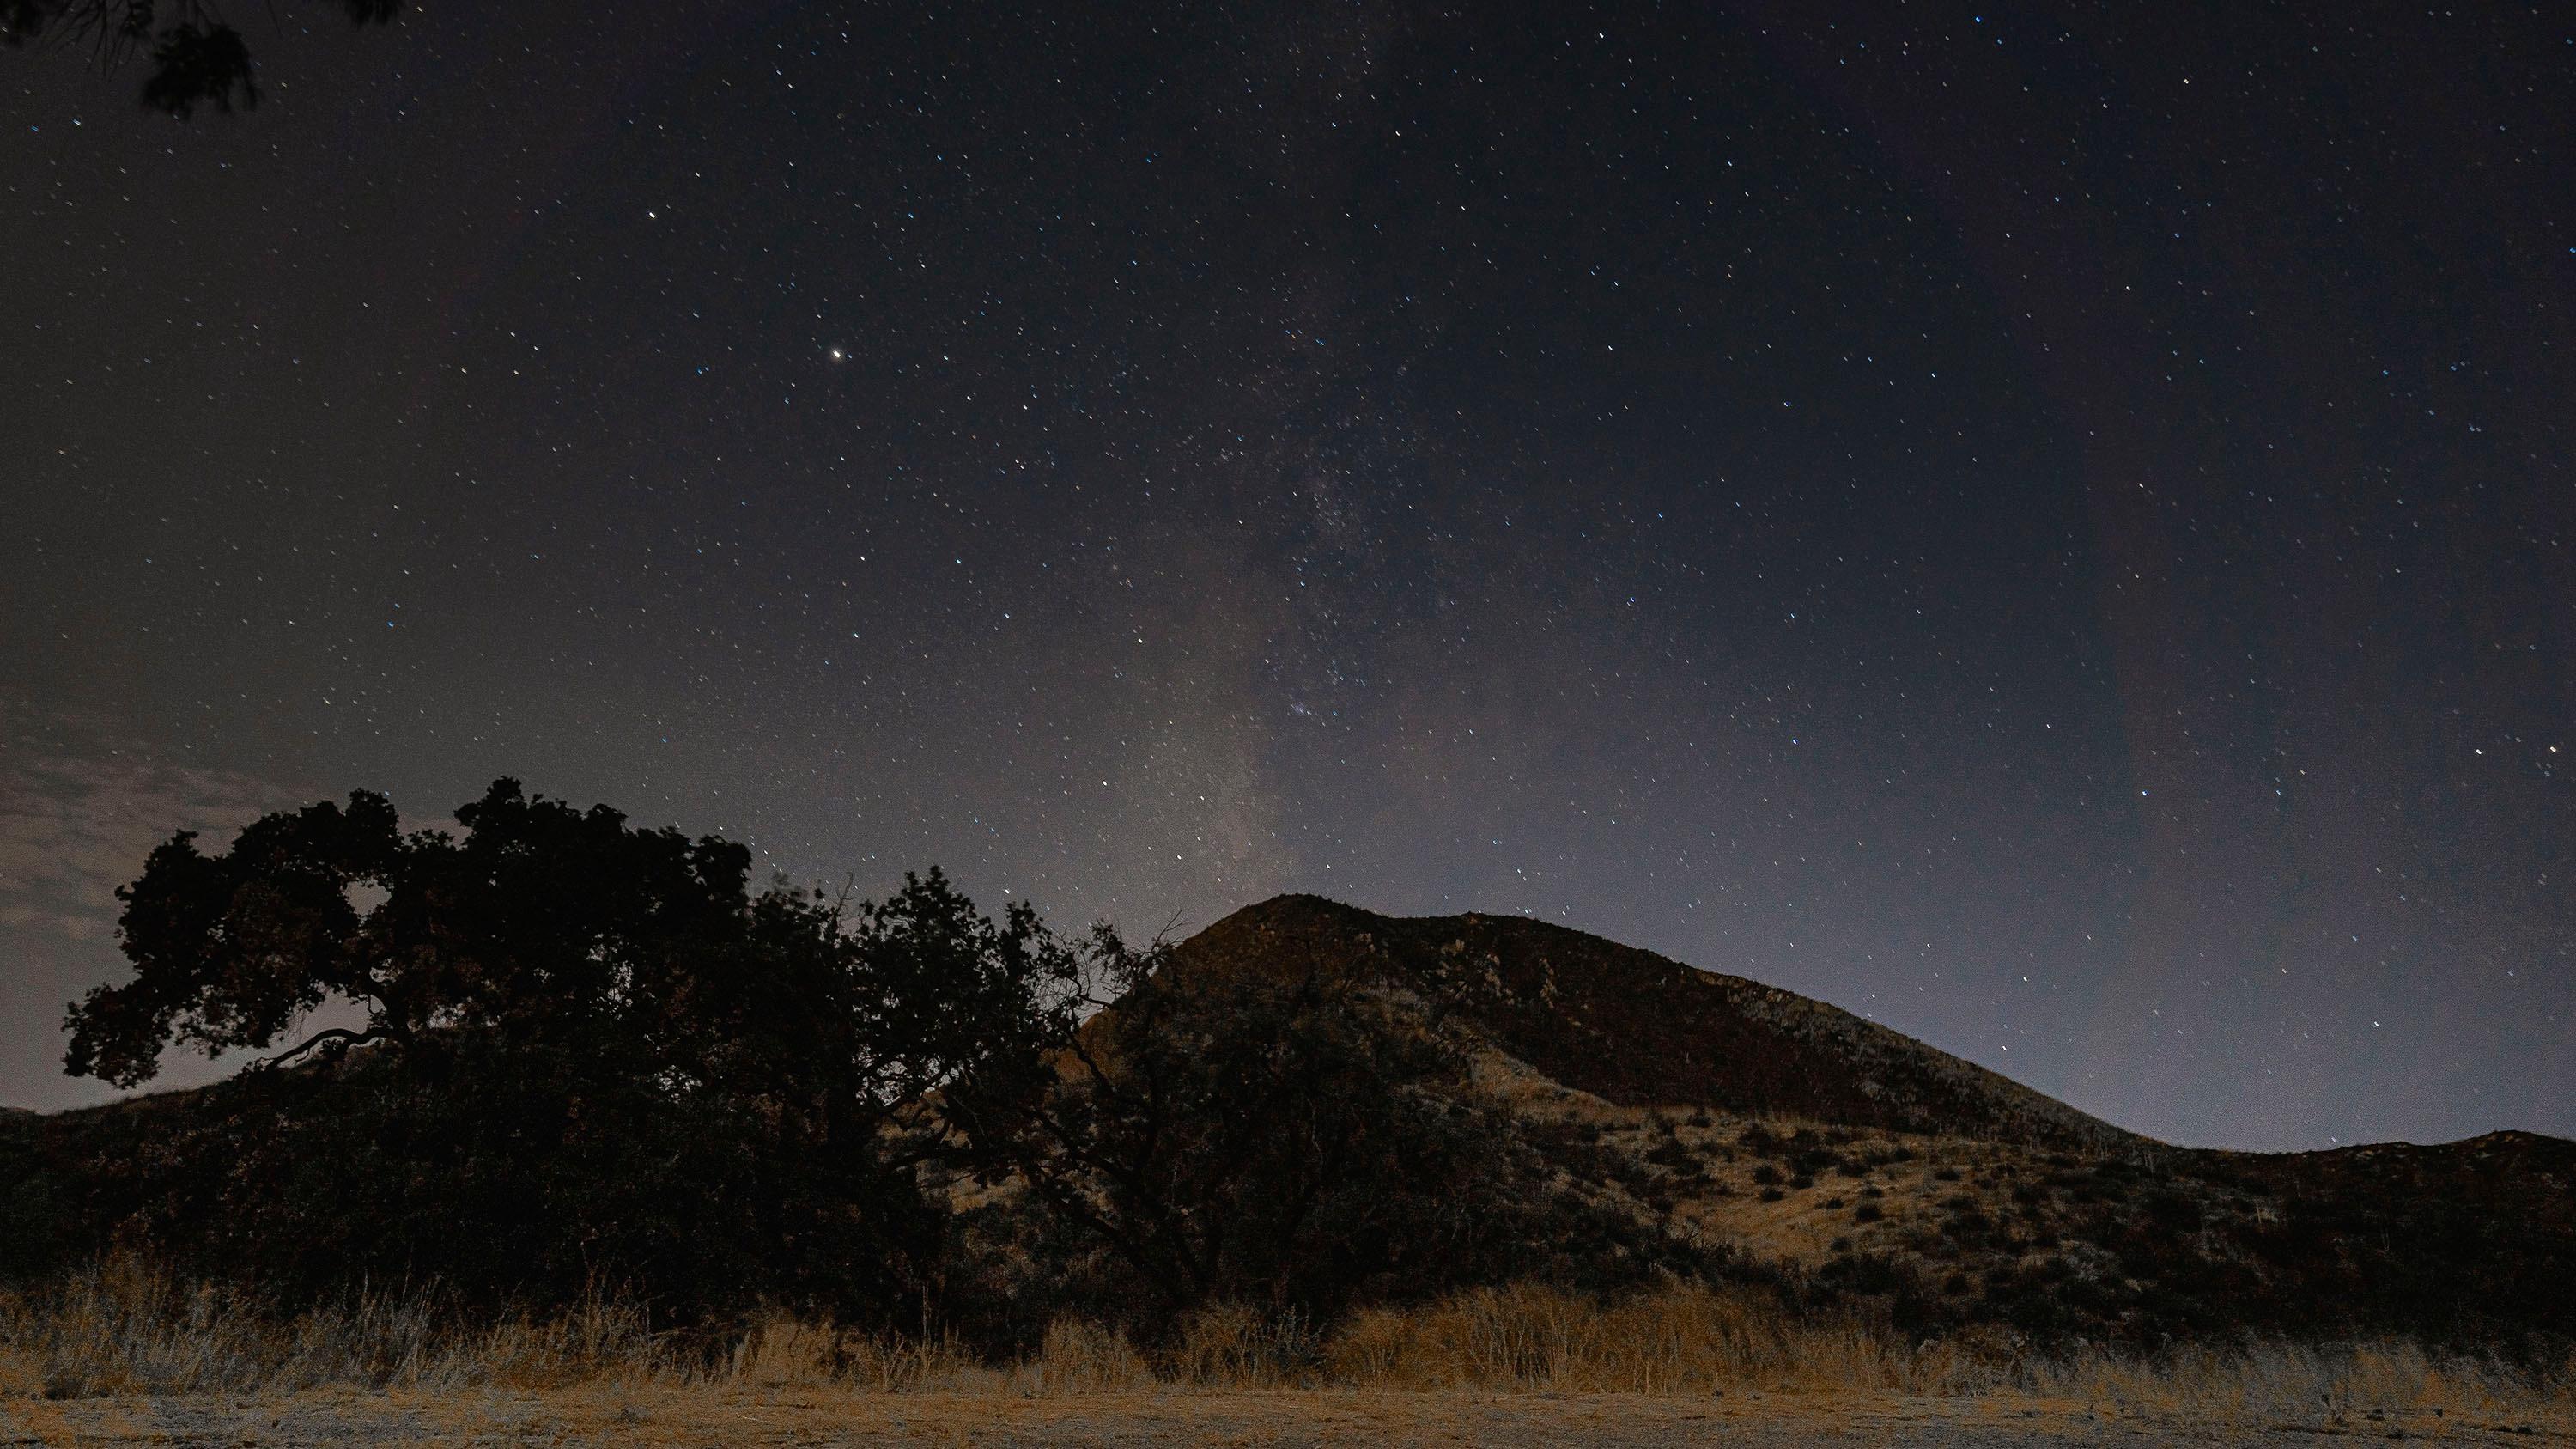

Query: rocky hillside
left=1156, top=897, right=2576, bottom=1347
left=1175, top=896, right=2134, bottom=1149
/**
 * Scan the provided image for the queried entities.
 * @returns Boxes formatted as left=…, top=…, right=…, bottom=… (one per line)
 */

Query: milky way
left=3, top=2, right=2568, bottom=1147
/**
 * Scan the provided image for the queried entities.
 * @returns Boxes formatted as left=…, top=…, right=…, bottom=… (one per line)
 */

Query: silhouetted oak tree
left=62, top=780, right=1092, bottom=1324
left=4, top=0, right=398, bottom=115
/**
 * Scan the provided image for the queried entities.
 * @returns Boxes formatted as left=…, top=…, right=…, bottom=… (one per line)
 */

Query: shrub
left=957, top=947, right=1708, bottom=1339
left=1644, top=1140, right=1697, bottom=1170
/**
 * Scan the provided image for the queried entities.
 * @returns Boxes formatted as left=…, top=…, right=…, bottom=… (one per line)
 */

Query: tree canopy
left=41, top=778, right=1683, bottom=1340
left=937, top=936, right=1700, bottom=1342
left=3, top=0, right=399, bottom=116
left=60, top=780, right=1103, bottom=1323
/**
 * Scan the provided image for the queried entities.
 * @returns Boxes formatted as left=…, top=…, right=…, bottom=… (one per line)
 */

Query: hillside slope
left=1174, top=896, right=2135, bottom=1150
left=1152, top=897, right=2576, bottom=1346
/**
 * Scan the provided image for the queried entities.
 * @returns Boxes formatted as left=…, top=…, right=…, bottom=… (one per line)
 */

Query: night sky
left=3, top=3, right=2568, bottom=1149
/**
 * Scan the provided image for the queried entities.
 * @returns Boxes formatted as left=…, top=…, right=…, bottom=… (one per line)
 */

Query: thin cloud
left=0, top=718, right=301, bottom=947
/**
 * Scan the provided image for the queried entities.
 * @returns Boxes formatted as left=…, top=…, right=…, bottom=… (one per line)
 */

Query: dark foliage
left=942, top=940, right=1698, bottom=1342
left=14, top=877, right=2575, bottom=1357
left=1797, top=1134, right=2576, bottom=1352
left=0, top=1111, right=58, bottom=1282
left=43, top=782, right=1091, bottom=1326
left=2221, top=1135, right=2576, bottom=1349
left=3, top=0, right=397, bottom=115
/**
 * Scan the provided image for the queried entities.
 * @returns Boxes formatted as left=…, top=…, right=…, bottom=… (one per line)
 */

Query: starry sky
left=2, top=2, right=2568, bottom=1148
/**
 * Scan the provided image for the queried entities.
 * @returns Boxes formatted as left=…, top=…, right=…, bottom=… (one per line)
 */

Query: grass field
left=5, top=1264, right=2570, bottom=1445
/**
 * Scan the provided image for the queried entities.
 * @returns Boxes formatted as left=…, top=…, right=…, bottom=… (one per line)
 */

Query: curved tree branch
left=255, top=1025, right=387, bottom=1073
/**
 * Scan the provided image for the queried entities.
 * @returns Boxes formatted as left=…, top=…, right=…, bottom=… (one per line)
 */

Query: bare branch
left=254, top=1025, right=386, bottom=1073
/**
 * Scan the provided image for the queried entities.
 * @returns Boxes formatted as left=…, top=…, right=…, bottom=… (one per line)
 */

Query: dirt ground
left=4, top=1389, right=2569, bottom=1447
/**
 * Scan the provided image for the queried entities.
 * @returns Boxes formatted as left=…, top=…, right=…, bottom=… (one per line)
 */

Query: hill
left=6, top=894, right=2571, bottom=1351
left=1173, top=895, right=2135, bottom=1149
left=1138, top=897, right=2576, bottom=1347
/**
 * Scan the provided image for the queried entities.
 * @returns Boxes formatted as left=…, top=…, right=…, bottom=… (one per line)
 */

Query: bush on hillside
left=941, top=942, right=1704, bottom=1342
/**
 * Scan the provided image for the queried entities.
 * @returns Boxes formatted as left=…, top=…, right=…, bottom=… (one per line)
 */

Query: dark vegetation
left=3, top=782, right=1686, bottom=1350
left=2, top=787, right=2571, bottom=1362
left=1710, top=1107, right=2576, bottom=1352
left=938, top=937, right=1696, bottom=1345
left=3, top=0, right=398, bottom=116
left=33, top=782, right=1093, bottom=1330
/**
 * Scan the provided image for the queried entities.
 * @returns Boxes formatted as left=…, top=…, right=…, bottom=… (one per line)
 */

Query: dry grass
left=1328, top=1280, right=2576, bottom=1419
left=2021, top=1338, right=2576, bottom=1427
left=4, top=1261, right=2570, bottom=1434
left=0, top=1258, right=678, bottom=1398
left=1329, top=1281, right=1991, bottom=1394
